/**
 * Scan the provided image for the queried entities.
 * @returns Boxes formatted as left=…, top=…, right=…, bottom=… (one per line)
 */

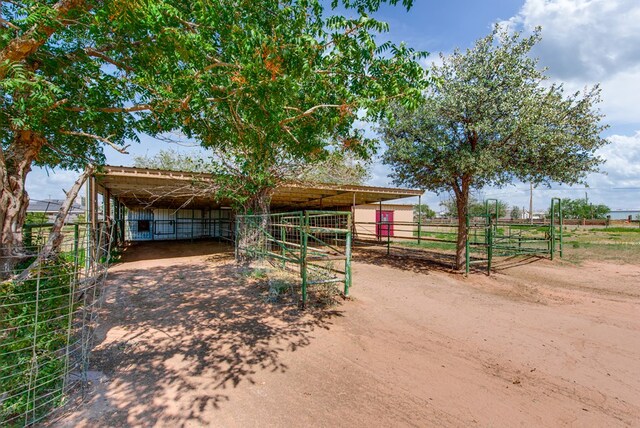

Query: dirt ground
left=53, top=240, right=640, bottom=427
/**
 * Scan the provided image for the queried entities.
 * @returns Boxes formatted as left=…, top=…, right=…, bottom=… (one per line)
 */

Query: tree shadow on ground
left=117, top=239, right=232, bottom=263
left=353, top=245, right=549, bottom=277
left=491, top=255, right=547, bottom=272
left=353, top=246, right=460, bottom=275
left=56, top=256, right=342, bottom=427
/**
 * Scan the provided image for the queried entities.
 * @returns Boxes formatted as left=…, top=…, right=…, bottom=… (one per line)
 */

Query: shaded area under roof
left=95, top=166, right=423, bottom=210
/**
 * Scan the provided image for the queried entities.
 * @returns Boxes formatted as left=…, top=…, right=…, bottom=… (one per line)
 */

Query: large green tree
left=1, top=0, right=140, bottom=276
left=552, top=198, right=610, bottom=220
left=413, top=203, right=435, bottom=222
left=439, top=196, right=507, bottom=219
left=1, top=0, right=426, bottom=275
left=380, top=27, right=608, bottom=269
left=135, top=0, right=426, bottom=212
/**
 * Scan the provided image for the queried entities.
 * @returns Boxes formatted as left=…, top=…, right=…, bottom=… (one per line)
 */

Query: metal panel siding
left=126, top=209, right=154, bottom=241
left=126, top=207, right=233, bottom=241
left=153, top=209, right=175, bottom=237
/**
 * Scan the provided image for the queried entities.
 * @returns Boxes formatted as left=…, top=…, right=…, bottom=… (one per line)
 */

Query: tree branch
left=14, top=164, right=95, bottom=282
left=59, top=130, right=129, bottom=153
left=279, top=104, right=344, bottom=126
left=85, top=47, right=134, bottom=72
left=0, top=0, right=91, bottom=78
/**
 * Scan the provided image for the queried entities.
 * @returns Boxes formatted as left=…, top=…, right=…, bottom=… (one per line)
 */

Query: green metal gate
left=466, top=198, right=563, bottom=274
left=235, top=211, right=352, bottom=306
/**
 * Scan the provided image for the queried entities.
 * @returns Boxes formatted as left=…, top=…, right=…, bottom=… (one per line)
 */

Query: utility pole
left=529, top=183, right=533, bottom=224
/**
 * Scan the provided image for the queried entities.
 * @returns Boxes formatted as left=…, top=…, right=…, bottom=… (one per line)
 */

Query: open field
left=52, top=240, right=640, bottom=427
left=387, top=223, right=640, bottom=267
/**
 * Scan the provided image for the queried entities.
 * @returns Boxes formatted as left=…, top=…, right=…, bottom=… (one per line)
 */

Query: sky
left=27, top=0, right=640, bottom=213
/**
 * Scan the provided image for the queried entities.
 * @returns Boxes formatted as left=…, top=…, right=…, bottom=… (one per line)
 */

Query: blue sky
left=28, top=0, right=640, bottom=212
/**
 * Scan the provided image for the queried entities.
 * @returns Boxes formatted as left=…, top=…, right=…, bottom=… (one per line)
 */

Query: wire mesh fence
left=1, top=221, right=114, bottom=426
left=235, top=211, right=352, bottom=306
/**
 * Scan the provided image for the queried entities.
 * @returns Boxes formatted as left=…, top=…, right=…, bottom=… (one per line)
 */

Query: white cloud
left=503, top=0, right=640, bottom=125
left=506, top=0, right=640, bottom=81
left=589, top=131, right=640, bottom=188
left=26, top=168, right=83, bottom=201
left=483, top=0, right=640, bottom=210
left=479, top=132, right=640, bottom=211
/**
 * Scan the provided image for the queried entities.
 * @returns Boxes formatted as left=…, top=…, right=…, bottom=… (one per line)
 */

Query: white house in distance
left=27, top=199, right=85, bottom=223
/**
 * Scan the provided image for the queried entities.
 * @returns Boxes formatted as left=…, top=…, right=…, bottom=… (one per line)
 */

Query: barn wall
left=125, top=207, right=233, bottom=241
left=353, top=204, right=414, bottom=239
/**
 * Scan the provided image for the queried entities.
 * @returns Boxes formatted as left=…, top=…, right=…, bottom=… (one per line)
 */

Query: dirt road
left=55, top=242, right=640, bottom=427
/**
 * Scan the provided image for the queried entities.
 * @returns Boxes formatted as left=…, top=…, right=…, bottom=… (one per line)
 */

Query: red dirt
left=53, top=241, right=640, bottom=427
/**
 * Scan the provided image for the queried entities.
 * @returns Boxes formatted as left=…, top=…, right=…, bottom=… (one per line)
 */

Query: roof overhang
left=94, top=165, right=423, bottom=210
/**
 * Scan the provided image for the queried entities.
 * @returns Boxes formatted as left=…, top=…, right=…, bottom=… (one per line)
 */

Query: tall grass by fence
left=0, top=222, right=114, bottom=426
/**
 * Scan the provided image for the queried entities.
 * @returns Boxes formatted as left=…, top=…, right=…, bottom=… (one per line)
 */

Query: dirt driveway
left=55, top=241, right=640, bottom=427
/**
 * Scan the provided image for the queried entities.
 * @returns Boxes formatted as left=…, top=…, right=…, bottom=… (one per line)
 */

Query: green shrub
left=0, top=258, right=75, bottom=426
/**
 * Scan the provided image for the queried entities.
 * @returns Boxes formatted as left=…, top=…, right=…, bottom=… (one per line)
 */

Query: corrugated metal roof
left=95, top=165, right=423, bottom=210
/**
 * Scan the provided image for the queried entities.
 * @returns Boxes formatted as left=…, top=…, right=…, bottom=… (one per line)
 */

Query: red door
left=376, top=210, right=394, bottom=238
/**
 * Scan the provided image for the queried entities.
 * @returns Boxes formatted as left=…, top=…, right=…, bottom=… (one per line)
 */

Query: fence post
left=24, top=224, right=33, bottom=249
left=300, top=212, right=309, bottom=308
left=550, top=199, right=556, bottom=260
left=344, top=228, right=352, bottom=297
left=234, top=218, right=239, bottom=261
left=281, top=223, right=286, bottom=269
left=465, top=214, right=470, bottom=276
left=558, top=199, right=563, bottom=258
left=417, top=194, right=422, bottom=245
left=386, top=222, right=390, bottom=256
left=73, top=223, right=80, bottom=281
left=487, top=219, right=493, bottom=275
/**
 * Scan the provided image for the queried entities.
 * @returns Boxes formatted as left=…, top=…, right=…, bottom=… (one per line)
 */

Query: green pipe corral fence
left=351, top=199, right=563, bottom=275
left=235, top=210, right=352, bottom=307
left=465, top=198, right=563, bottom=275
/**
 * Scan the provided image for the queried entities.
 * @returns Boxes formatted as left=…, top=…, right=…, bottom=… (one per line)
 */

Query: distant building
left=353, top=204, right=414, bottom=239
left=27, top=199, right=85, bottom=223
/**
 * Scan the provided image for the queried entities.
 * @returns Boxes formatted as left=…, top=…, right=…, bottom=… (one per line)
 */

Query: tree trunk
left=0, top=131, right=46, bottom=278
left=236, top=187, right=275, bottom=262
left=15, top=165, right=94, bottom=282
left=453, top=178, right=470, bottom=270
left=244, top=187, right=274, bottom=215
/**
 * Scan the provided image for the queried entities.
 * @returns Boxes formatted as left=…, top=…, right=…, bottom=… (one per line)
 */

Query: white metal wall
left=125, top=208, right=233, bottom=241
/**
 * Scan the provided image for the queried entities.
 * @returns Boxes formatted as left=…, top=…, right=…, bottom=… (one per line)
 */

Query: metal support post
left=550, top=199, right=556, bottom=260
left=300, top=212, right=309, bottom=308
left=281, top=225, right=286, bottom=269
left=344, top=228, right=352, bottom=297
left=487, top=220, right=493, bottom=275
left=234, top=219, right=239, bottom=260
left=558, top=198, right=563, bottom=258
left=465, top=214, right=470, bottom=276
left=387, top=223, right=390, bottom=256
left=417, top=194, right=422, bottom=245
left=378, top=199, right=383, bottom=242
left=191, top=210, right=195, bottom=242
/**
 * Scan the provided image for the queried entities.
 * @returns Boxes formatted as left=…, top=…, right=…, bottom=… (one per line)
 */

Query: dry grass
left=562, top=225, right=640, bottom=264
